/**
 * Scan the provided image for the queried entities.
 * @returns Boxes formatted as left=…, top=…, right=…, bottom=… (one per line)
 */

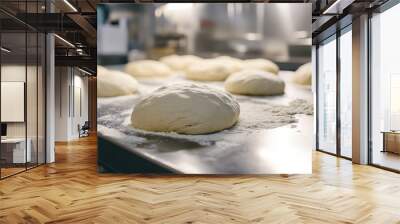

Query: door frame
left=315, top=17, right=353, bottom=161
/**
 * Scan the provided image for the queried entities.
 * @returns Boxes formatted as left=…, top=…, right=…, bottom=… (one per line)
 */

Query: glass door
left=1, top=29, right=28, bottom=178
left=0, top=1, right=47, bottom=179
left=317, top=35, right=337, bottom=154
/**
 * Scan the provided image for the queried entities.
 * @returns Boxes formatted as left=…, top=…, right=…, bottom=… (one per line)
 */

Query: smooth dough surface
left=97, top=65, right=109, bottom=76
left=125, top=60, right=173, bottom=78
left=160, top=55, right=202, bottom=71
left=184, top=59, right=236, bottom=81
left=97, top=69, right=138, bottom=97
left=242, top=59, right=280, bottom=74
left=224, top=69, right=285, bottom=96
left=213, top=56, right=244, bottom=73
left=293, top=63, right=312, bottom=85
left=131, top=83, right=240, bottom=134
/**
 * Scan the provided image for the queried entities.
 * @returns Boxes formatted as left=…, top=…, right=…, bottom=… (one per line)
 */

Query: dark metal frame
left=0, top=17, right=2, bottom=179
left=315, top=44, right=319, bottom=151
left=336, top=22, right=341, bottom=158
left=25, top=1, right=28, bottom=172
left=367, top=10, right=373, bottom=166
left=0, top=0, right=47, bottom=180
left=315, top=17, right=353, bottom=161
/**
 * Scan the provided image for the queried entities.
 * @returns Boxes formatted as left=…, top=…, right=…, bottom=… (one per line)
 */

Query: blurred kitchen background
left=97, top=3, right=311, bottom=71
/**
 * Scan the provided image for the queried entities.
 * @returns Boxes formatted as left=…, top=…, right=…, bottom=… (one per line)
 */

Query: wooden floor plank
left=0, top=135, right=400, bottom=223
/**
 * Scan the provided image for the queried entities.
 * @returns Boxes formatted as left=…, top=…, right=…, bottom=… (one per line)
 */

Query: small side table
left=381, top=131, right=400, bottom=154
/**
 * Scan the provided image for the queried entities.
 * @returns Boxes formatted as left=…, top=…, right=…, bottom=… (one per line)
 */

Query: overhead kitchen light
left=157, top=3, right=194, bottom=19
left=54, top=34, right=75, bottom=48
left=164, top=3, right=194, bottom=12
left=323, top=0, right=355, bottom=15
left=63, top=0, right=78, bottom=12
left=76, top=48, right=86, bottom=55
left=1, top=47, right=11, bottom=53
left=244, top=33, right=262, bottom=41
left=294, top=30, right=309, bottom=39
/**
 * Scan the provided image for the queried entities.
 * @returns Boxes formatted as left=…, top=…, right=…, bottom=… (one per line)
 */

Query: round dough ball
left=213, top=56, right=244, bottom=73
left=293, top=63, right=312, bottom=85
left=242, top=59, right=280, bottom=74
left=97, top=70, right=138, bottom=97
left=184, top=59, right=234, bottom=81
left=224, top=70, right=285, bottom=96
left=125, top=60, right=173, bottom=78
left=131, top=83, right=240, bottom=134
left=160, top=55, right=202, bottom=71
left=97, top=65, right=109, bottom=76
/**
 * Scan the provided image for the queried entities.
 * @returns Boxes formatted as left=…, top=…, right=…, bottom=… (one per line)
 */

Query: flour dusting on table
left=98, top=73, right=313, bottom=147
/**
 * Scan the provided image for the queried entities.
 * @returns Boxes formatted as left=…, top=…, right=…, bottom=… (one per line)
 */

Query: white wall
left=54, top=67, right=89, bottom=141
left=1, top=65, right=37, bottom=138
left=1, top=82, right=25, bottom=122
left=55, top=66, right=70, bottom=141
left=75, top=74, right=89, bottom=123
left=1, top=65, right=26, bottom=134
left=71, top=74, right=89, bottom=138
left=1, top=64, right=47, bottom=164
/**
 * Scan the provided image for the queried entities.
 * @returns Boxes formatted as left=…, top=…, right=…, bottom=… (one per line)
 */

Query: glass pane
left=27, top=31, right=38, bottom=169
left=339, top=28, right=352, bottom=158
left=371, top=4, right=400, bottom=171
left=1, top=30, right=27, bottom=177
left=26, top=0, right=40, bottom=170
left=0, top=1, right=46, bottom=178
left=38, top=33, right=45, bottom=165
left=317, top=37, right=337, bottom=154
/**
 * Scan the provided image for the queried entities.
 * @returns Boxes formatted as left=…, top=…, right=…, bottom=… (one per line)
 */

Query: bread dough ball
left=224, top=70, right=285, bottom=96
left=293, top=63, right=312, bottom=85
left=97, top=65, right=109, bottom=76
left=125, top=60, right=173, bottom=78
left=97, top=70, right=138, bottom=97
left=131, top=83, right=240, bottom=134
left=185, top=59, right=235, bottom=81
left=243, top=59, right=280, bottom=74
left=160, top=55, right=202, bottom=71
left=213, top=56, right=244, bottom=73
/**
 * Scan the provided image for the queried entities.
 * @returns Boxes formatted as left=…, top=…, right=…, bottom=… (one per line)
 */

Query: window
left=339, top=27, right=352, bottom=158
left=370, top=2, right=400, bottom=171
left=317, top=35, right=337, bottom=154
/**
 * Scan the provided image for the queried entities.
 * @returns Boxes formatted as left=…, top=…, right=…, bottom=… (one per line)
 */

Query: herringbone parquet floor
left=1, top=135, right=400, bottom=224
